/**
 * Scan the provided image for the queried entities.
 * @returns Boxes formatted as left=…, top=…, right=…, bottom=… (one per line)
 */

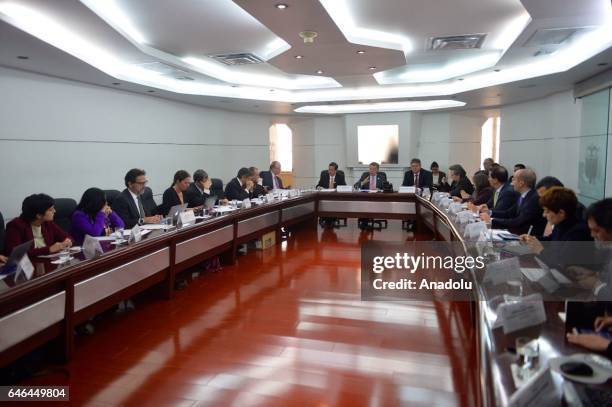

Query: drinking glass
left=516, top=337, right=539, bottom=379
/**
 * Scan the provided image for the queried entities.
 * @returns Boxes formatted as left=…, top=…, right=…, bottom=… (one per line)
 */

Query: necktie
left=518, top=195, right=524, bottom=209
left=369, top=176, right=375, bottom=190
left=414, top=172, right=419, bottom=188
left=273, top=175, right=278, bottom=189
left=329, top=176, right=334, bottom=188
left=137, top=195, right=145, bottom=219
left=493, top=190, right=499, bottom=207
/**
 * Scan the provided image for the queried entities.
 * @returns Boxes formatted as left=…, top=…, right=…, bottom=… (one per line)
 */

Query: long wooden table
left=2, top=191, right=598, bottom=406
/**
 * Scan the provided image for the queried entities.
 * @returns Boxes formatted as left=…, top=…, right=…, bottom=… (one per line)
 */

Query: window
left=480, top=117, right=500, bottom=166
left=357, top=125, right=399, bottom=164
left=269, top=124, right=293, bottom=171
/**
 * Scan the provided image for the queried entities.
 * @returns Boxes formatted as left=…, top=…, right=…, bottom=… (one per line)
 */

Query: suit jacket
left=538, top=217, right=593, bottom=269
left=112, top=188, right=158, bottom=229
left=260, top=171, right=284, bottom=190
left=492, top=189, right=546, bottom=236
left=316, top=170, right=347, bottom=189
left=488, top=183, right=519, bottom=215
left=354, top=172, right=386, bottom=190
left=185, top=183, right=210, bottom=208
left=402, top=169, right=433, bottom=189
left=449, top=177, right=474, bottom=197
left=4, top=217, right=73, bottom=257
left=224, top=178, right=251, bottom=201
left=252, top=183, right=266, bottom=197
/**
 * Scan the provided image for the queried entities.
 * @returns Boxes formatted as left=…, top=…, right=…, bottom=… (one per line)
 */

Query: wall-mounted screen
left=357, top=125, right=399, bottom=164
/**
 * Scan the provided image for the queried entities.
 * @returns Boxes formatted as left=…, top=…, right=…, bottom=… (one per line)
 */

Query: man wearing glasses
left=112, top=168, right=161, bottom=228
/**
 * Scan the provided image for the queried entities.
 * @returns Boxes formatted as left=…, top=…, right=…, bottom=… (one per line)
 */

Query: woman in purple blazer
left=71, top=188, right=124, bottom=245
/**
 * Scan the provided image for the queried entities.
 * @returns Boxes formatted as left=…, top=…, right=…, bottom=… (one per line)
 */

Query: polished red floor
left=22, top=220, right=477, bottom=406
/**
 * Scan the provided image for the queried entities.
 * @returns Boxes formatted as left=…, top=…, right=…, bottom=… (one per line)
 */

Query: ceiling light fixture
left=369, top=66, right=376, bottom=70
left=112, top=82, right=120, bottom=85
left=275, top=3, right=288, bottom=9
left=357, top=50, right=365, bottom=54
left=316, top=69, right=324, bottom=74
left=295, top=100, right=465, bottom=114
left=17, top=55, right=29, bottom=59
left=295, top=55, right=303, bottom=59
left=299, top=31, right=318, bottom=44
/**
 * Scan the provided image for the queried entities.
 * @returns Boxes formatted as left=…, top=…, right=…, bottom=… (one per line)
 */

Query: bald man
left=481, top=168, right=546, bottom=236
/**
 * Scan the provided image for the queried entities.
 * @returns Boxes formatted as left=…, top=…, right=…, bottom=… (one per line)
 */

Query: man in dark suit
left=316, top=162, right=346, bottom=189
left=112, top=168, right=161, bottom=229
left=402, top=158, right=433, bottom=190
left=354, top=162, right=386, bottom=190
left=481, top=168, right=546, bottom=236
left=224, top=167, right=254, bottom=201
left=249, top=167, right=266, bottom=197
left=473, top=165, right=518, bottom=214
left=261, top=161, right=284, bottom=191
left=185, top=169, right=212, bottom=208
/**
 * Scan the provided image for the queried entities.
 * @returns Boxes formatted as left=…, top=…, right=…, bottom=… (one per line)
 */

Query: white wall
left=417, top=112, right=484, bottom=177
left=0, top=66, right=272, bottom=219
left=499, top=90, right=582, bottom=189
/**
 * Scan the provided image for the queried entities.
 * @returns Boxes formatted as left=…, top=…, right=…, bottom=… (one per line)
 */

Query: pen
left=527, top=225, right=533, bottom=236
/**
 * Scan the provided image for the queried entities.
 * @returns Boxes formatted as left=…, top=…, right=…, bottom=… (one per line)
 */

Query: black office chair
left=54, top=198, right=77, bottom=233
left=0, top=210, right=5, bottom=254
left=211, top=178, right=224, bottom=199
left=103, top=189, right=121, bottom=206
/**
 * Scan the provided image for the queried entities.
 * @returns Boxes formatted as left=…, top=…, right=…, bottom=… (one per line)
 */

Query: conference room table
left=0, top=190, right=608, bottom=405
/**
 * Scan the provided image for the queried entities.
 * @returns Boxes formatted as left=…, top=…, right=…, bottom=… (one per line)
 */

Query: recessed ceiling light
left=275, top=3, right=288, bottom=9
left=17, top=55, right=29, bottom=60
left=231, top=85, right=238, bottom=88
left=112, top=82, right=120, bottom=85
left=295, top=55, right=303, bottom=59
left=598, top=62, right=608, bottom=66
left=357, top=50, right=365, bottom=54
left=457, top=78, right=464, bottom=81
left=270, top=89, right=275, bottom=92
left=369, top=66, right=377, bottom=70
left=494, top=69, right=501, bottom=72
left=316, top=69, right=323, bottom=74
left=147, top=90, right=155, bottom=93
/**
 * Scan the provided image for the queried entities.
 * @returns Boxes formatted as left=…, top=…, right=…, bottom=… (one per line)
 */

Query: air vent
left=533, top=49, right=554, bottom=57
left=524, top=28, right=585, bottom=46
left=210, top=53, right=264, bottom=65
left=429, top=34, right=486, bottom=50
left=175, top=76, right=194, bottom=81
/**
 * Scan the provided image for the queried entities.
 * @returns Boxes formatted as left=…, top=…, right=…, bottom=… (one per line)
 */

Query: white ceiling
left=0, top=0, right=611, bottom=115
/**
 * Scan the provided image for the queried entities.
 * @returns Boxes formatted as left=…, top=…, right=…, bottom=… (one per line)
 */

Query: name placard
left=498, top=294, right=547, bottom=334
left=178, top=211, right=196, bottom=227
left=337, top=185, right=353, bottom=193
left=16, top=255, right=34, bottom=280
left=130, top=225, right=142, bottom=243
left=508, top=367, right=559, bottom=407
left=483, top=257, right=521, bottom=285
left=398, top=186, right=416, bottom=193
left=83, top=235, right=104, bottom=259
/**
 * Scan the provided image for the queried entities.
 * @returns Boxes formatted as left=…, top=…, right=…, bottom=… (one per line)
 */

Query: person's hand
left=204, top=179, right=213, bottom=189
left=576, top=274, right=602, bottom=291
left=567, top=330, right=611, bottom=352
left=361, top=178, right=369, bottom=186
left=543, top=222, right=554, bottom=238
left=220, top=198, right=229, bottom=205
left=566, top=265, right=596, bottom=281
left=452, top=196, right=462, bottom=202
left=519, top=235, right=543, bottom=254
left=317, top=186, right=323, bottom=191
left=49, top=242, right=64, bottom=254
left=0, top=255, right=7, bottom=265
left=460, top=190, right=471, bottom=199
left=103, top=204, right=112, bottom=216
left=480, top=212, right=491, bottom=222
left=144, top=215, right=162, bottom=224
left=246, top=180, right=254, bottom=191
left=62, top=238, right=73, bottom=249
left=441, top=177, right=447, bottom=184
left=595, top=316, right=612, bottom=332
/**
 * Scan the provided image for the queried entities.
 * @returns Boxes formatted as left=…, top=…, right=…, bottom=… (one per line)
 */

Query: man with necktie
left=261, top=161, right=285, bottom=191
left=112, top=168, right=161, bottom=229
left=317, top=162, right=347, bottom=227
left=354, top=162, right=386, bottom=229
left=402, top=158, right=433, bottom=190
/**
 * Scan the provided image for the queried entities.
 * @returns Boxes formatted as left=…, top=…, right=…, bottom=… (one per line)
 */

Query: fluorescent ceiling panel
left=294, top=100, right=466, bottom=114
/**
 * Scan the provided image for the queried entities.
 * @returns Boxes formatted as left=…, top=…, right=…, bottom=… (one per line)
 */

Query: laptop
left=167, top=203, right=188, bottom=225
left=0, top=240, right=33, bottom=274
left=204, top=196, right=217, bottom=210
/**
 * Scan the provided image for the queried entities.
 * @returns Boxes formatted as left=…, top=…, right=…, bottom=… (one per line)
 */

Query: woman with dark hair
left=448, top=164, right=474, bottom=198
left=454, top=173, right=493, bottom=205
left=430, top=161, right=448, bottom=191
left=71, top=188, right=125, bottom=244
left=159, top=170, right=191, bottom=216
left=4, top=194, right=73, bottom=257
